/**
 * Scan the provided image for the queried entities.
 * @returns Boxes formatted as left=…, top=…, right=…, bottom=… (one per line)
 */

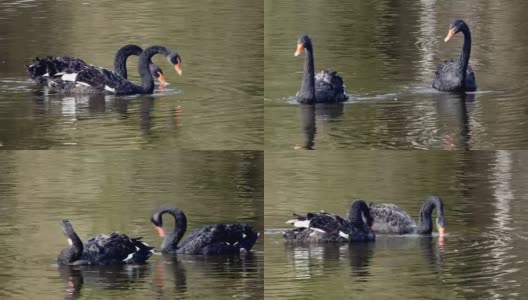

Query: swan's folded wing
left=370, top=203, right=416, bottom=234
left=177, top=224, right=258, bottom=254
left=26, top=56, right=89, bottom=82
left=314, top=70, right=348, bottom=102
left=308, top=213, right=350, bottom=234
left=81, top=233, right=137, bottom=264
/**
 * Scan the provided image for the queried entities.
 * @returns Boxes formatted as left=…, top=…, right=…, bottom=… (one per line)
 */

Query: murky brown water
left=0, top=151, right=263, bottom=299
left=265, top=0, right=528, bottom=150
left=0, top=0, right=263, bottom=149
left=264, top=151, right=528, bottom=299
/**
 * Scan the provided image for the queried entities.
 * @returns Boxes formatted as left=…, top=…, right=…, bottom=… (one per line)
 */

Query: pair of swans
left=295, top=19, right=476, bottom=104
left=58, top=206, right=260, bottom=266
left=283, top=196, right=445, bottom=243
left=27, top=45, right=182, bottom=95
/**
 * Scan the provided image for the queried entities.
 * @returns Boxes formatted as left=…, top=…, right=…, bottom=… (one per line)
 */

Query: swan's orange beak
left=157, top=72, right=167, bottom=87
left=295, top=43, right=304, bottom=56
left=444, top=28, right=456, bottom=42
left=155, top=226, right=165, bottom=237
left=438, top=226, right=446, bottom=237
left=174, top=62, right=182, bottom=76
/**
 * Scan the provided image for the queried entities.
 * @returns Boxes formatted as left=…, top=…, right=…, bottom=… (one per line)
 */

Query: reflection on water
left=58, top=264, right=152, bottom=300
left=295, top=103, right=345, bottom=150
left=154, top=254, right=262, bottom=299
left=265, top=0, right=528, bottom=149
left=271, top=86, right=486, bottom=150
left=24, top=92, right=184, bottom=148
left=0, top=0, right=263, bottom=149
left=0, top=151, right=263, bottom=300
left=265, top=151, right=528, bottom=299
left=283, top=242, right=375, bottom=281
left=293, top=93, right=473, bottom=150
left=58, top=254, right=263, bottom=300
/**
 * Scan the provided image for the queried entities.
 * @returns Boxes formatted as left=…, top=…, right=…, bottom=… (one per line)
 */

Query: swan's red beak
left=438, top=226, right=446, bottom=237
left=295, top=43, right=304, bottom=56
left=174, top=62, right=182, bottom=76
left=157, top=72, right=167, bottom=87
left=155, top=226, right=165, bottom=237
left=444, top=28, right=456, bottom=42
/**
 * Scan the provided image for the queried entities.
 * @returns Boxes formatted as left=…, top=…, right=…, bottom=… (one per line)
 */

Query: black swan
left=26, top=44, right=166, bottom=87
left=283, top=200, right=375, bottom=243
left=432, top=20, right=477, bottom=92
left=57, top=220, right=154, bottom=265
left=294, top=34, right=348, bottom=104
left=150, top=206, right=260, bottom=255
left=369, top=196, right=446, bottom=236
left=34, top=46, right=181, bottom=95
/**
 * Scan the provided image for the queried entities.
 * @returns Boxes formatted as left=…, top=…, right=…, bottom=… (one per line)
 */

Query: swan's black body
left=369, top=196, right=446, bottom=235
left=433, top=20, right=477, bottom=92
left=283, top=200, right=375, bottom=243
left=26, top=45, right=164, bottom=87
left=151, top=206, right=260, bottom=255
left=295, top=34, right=348, bottom=104
left=57, top=220, right=154, bottom=265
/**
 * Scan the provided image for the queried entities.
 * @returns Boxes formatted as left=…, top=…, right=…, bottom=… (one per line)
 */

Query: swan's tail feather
left=26, top=56, right=89, bottom=85
left=234, top=226, right=259, bottom=253
left=129, top=237, right=155, bottom=263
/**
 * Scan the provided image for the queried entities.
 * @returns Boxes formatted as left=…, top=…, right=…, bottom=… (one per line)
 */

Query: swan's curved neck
left=139, top=46, right=170, bottom=94
left=60, top=226, right=83, bottom=264
left=160, top=208, right=188, bottom=252
left=457, top=25, right=472, bottom=77
left=300, top=45, right=316, bottom=104
left=417, top=196, right=444, bottom=234
left=114, top=45, right=143, bottom=79
left=348, top=200, right=372, bottom=226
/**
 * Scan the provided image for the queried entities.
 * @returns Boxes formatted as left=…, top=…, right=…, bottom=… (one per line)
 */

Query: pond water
left=265, top=151, right=528, bottom=299
left=265, top=0, right=528, bottom=150
left=0, top=151, right=263, bottom=299
left=0, top=0, right=263, bottom=149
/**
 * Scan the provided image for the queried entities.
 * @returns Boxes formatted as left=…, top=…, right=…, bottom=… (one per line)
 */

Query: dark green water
left=265, top=0, right=528, bottom=150
left=0, top=0, right=263, bottom=149
left=0, top=151, right=263, bottom=299
left=265, top=151, right=528, bottom=299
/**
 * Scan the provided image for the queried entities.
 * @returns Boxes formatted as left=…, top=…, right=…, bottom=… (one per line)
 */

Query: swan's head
left=149, top=64, right=166, bottom=87
left=150, top=210, right=166, bottom=237
left=436, top=216, right=446, bottom=237
left=295, top=34, right=313, bottom=56
left=60, top=220, right=75, bottom=244
left=444, top=19, right=467, bottom=42
left=166, top=52, right=182, bottom=76
left=151, top=206, right=188, bottom=239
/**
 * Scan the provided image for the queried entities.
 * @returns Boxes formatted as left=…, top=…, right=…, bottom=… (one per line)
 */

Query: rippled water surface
left=265, top=151, right=528, bottom=299
left=0, top=151, right=263, bottom=299
left=0, top=0, right=263, bottom=149
left=265, top=0, right=528, bottom=149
